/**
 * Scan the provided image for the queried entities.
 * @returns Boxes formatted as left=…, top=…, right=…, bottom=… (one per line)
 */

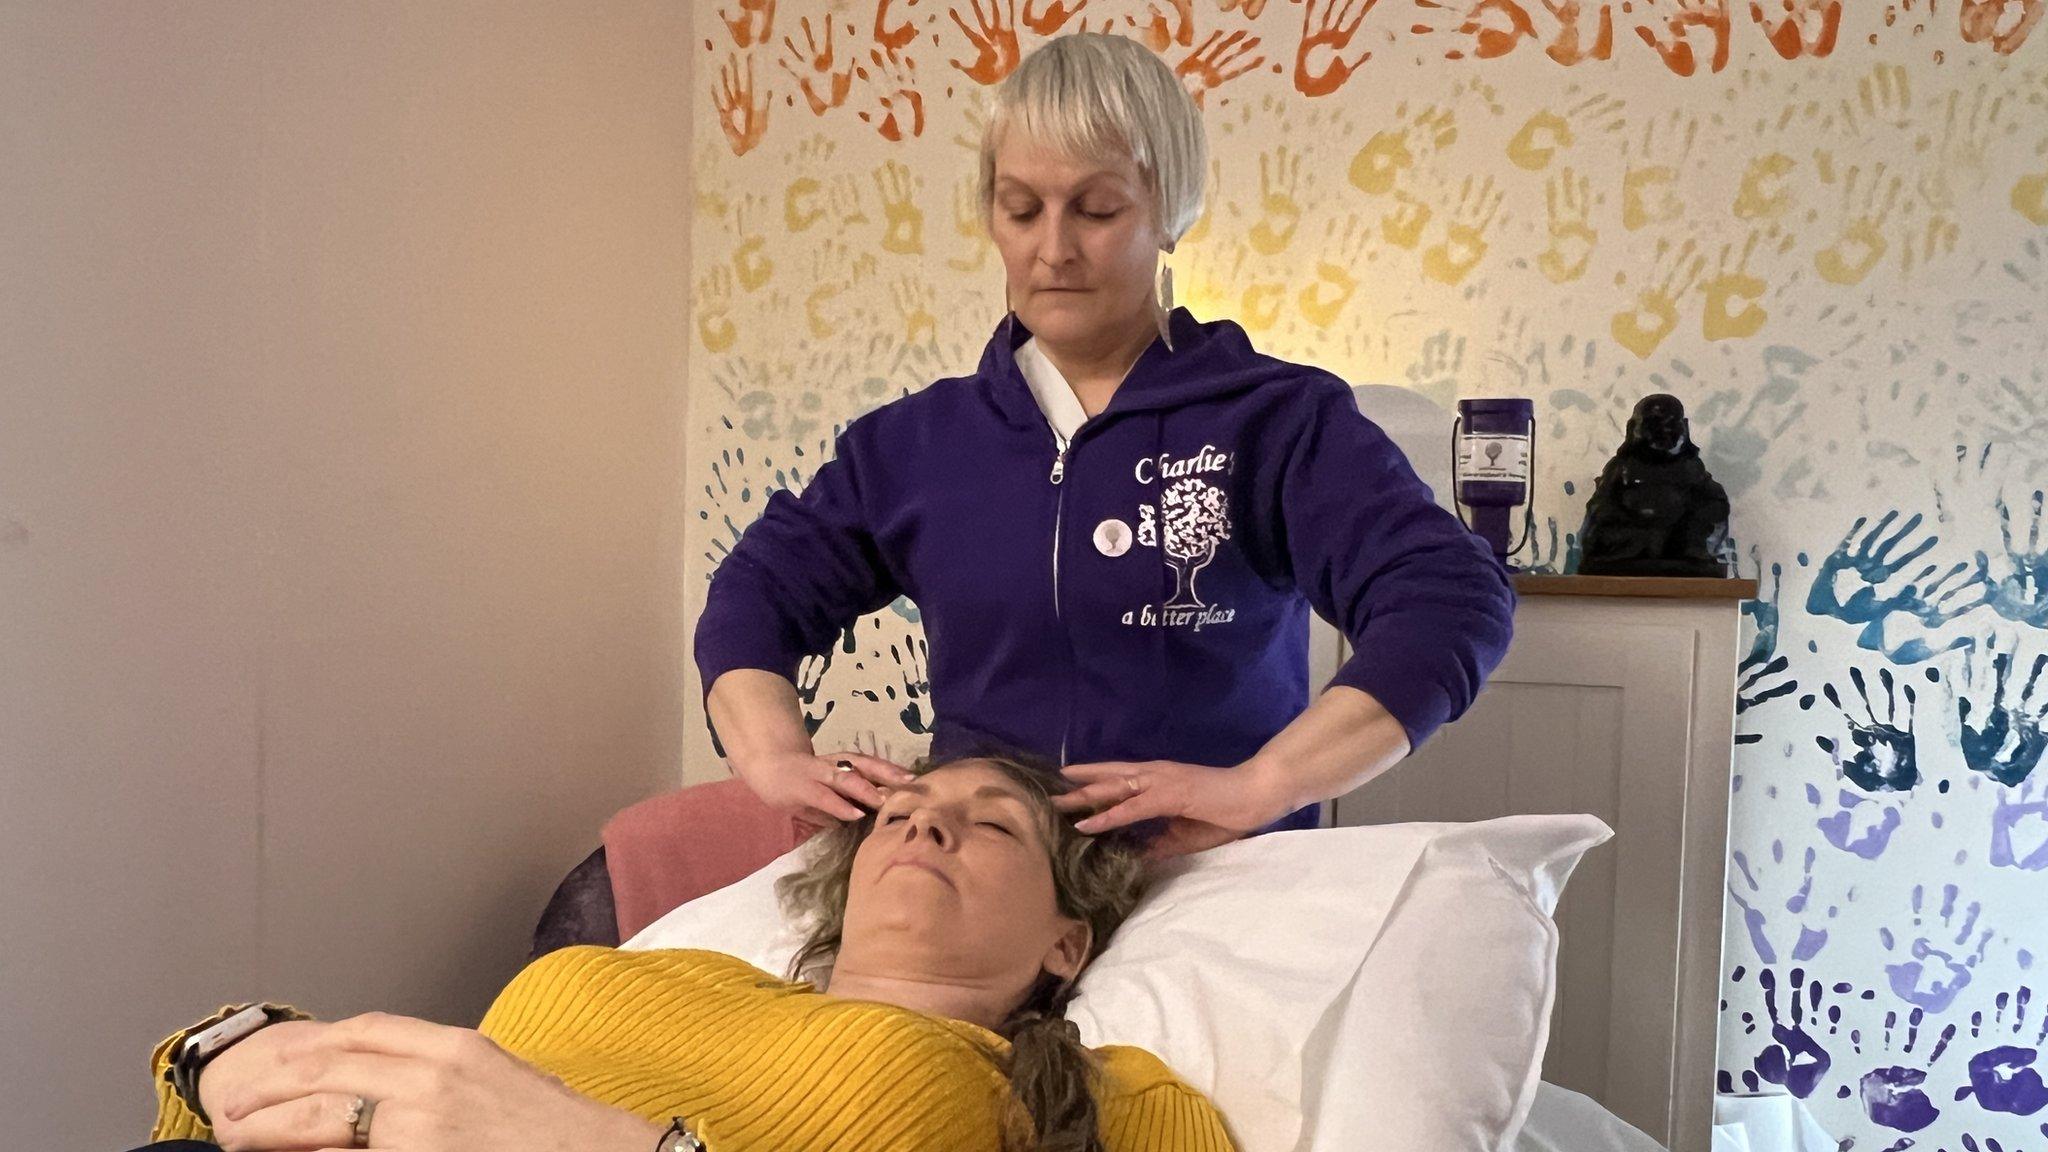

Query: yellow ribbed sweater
left=150, top=946, right=1236, bottom=1151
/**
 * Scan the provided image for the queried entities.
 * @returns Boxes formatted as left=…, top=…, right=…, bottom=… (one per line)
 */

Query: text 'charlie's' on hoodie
left=694, top=306, right=1517, bottom=832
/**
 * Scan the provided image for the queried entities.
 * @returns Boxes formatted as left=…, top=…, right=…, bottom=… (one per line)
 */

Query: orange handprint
left=1634, top=0, right=1731, bottom=77
left=1177, top=29, right=1264, bottom=108
left=1023, top=0, right=1088, bottom=35
left=721, top=0, right=777, bottom=48
left=715, top=53, right=770, bottom=157
left=1541, top=0, right=1616, bottom=65
left=1959, top=0, right=2042, bottom=54
left=780, top=16, right=854, bottom=116
left=950, top=0, right=1021, bottom=85
left=1430, top=0, right=1540, bottom=60
left=1749, top=0, right=1841, bottom=60
left=860, top=48, right=926, bottom=141
left=1295, top=0, right=1376, bottom=99
left=1131, top=0, right=1197, bottom=52
left=1221, top=0, right=1273, bottom=15
left=874, top=0, right=920, bottom=56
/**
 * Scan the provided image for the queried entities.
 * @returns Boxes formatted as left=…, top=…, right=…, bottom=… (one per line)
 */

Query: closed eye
left=978, top=821, right=1016, bottom=837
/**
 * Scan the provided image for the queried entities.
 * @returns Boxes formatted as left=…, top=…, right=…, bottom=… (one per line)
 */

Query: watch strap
left=166, top=1003, right=309, bottom=1127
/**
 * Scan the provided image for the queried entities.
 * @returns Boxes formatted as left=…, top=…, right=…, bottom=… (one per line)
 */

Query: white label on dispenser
left=1457, top=434, right=1530, bottom=483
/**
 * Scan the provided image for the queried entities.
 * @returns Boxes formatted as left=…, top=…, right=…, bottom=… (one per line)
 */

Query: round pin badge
left=1093, top=518, right=1132, bottom=557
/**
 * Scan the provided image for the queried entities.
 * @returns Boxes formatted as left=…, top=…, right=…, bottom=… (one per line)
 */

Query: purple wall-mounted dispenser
left=1452, top=397, right=1536, bottom=570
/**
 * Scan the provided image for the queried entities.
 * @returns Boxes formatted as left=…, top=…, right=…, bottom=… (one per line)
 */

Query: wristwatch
left=656, top=1115, right=707, bottom=1152
left=167, top=1003, right=307, bottom=1126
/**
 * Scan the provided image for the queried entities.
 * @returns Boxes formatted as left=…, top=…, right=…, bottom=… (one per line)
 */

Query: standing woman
left=696, top=33, right=1514, bottom=857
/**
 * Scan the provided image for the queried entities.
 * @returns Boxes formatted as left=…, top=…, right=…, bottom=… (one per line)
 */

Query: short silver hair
left=975, top=33, right=1208, bottom=252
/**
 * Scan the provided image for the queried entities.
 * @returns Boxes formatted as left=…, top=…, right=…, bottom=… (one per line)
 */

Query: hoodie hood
left=977, top=306, right=1305, bottom=430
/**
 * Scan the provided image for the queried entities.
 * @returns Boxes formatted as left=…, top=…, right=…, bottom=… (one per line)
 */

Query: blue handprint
left=1956, top=641, right=2048, bottom=787
left=1817, top=667, right=1921, bottom=793
left=1956, top=987, right=2048, bottom=1118
left=1977, top=491, right=2048, bottom=630
left=1806, top=511, right=1987, bottom=664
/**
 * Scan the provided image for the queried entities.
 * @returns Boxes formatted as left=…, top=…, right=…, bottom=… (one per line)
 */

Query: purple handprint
left=1817, top=667, right=1921, bottom=793
left=1723, top=967, right=1848, bottom=1099
left=1881, top=883, right=1994, bottom=1014
left=1806, top=782, right=1904, bottom=860
left=1957, top=642, right=2048, bottom=787
left=1729, top=840, right=1835, bottom=965
left=1853, top=1006, right=1958, bottom=1133
left=1991, top=776, right=2048, bottom=872
left=1957, top=987, right=2048, bottom=1117
left=1806, top=510, right=1987, bottom=663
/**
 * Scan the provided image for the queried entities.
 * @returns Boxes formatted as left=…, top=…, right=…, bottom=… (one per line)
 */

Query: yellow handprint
left=1612, top=237, right=1706, bottom=359
left=1733, top=152, right=1797, bottom=220
left=1180, top=157, right=1224, bottom=248
left=1380, top=189, right=1434, bottom=249
left=1347, top=104, right=1456, bottom=196
left=1421, top=175, right=1505, bottom=286
left=874, top=161, right=925, bottom=256
left=1505, top=90, right=1626, bottom=171
left=806, top=241, right=852, bottom=340
left=783, top=137, right=837, bottom=232
left=1538, top=166, right=1598, bottom=284
left=733, top=198, right=774, bottom=291
left=892, top=275, right=938, bottom=346
left=1298, top=214, right=1378, bottom=330
left=2014, top=139, right=2048, bottom=226
left=947, top=177, right=995, bottom=272
left=1249, top=146, right=1308, bottom=256
left=1621, top=110, right=1700, bottom=231
left=696, top=265, right=739, bottom=353
left=1240, top=280, right=1288, bottom=332
left=1701, top=230, right=1780, bottom=341
left=1813, top=156, right=1902, bottom=286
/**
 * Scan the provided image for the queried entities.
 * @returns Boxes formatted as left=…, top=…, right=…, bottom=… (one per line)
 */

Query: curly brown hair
left=774, top=750, right=1148, bottom=1152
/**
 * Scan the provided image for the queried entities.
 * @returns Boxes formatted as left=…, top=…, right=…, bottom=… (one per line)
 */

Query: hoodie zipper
left=1049, top=431, right=1070, bottom=767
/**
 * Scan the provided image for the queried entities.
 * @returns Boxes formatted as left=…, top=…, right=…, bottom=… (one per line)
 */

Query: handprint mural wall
left=682, top=2, right=2047, bottom=1144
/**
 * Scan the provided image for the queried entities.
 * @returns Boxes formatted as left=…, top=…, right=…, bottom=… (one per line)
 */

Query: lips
left=884, top=856, right=956, bottom=887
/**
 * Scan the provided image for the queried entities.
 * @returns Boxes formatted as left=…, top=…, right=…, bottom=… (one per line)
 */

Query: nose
left=1036, top=209, right=1081, bottom=270
left=904, top=806, right=955, bottom=850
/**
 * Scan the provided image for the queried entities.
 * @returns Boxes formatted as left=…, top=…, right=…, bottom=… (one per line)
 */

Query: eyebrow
left=887, top=781, right=1034, bottom=808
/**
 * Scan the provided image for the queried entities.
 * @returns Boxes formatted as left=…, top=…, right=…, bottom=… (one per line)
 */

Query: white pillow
left=623, top=815, right=1611, bottom=1152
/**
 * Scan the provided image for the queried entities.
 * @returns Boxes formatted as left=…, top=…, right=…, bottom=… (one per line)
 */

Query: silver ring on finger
left=834, top=759, right=855, bottom=774
left=1125, top=775, right=1142, bottom=795
left=345, top=1095, right=377, bottom=1148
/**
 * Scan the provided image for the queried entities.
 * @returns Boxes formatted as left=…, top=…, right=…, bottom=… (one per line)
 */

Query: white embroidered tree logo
left=1138, top=478, right=1232, bottom=609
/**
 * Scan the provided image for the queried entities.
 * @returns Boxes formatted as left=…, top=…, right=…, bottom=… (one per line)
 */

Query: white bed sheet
left=1511, top=1084, right=1838, bottom=1152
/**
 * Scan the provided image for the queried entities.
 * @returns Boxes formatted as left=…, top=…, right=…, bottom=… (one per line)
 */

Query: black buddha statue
left=1577, top=394, right=1731, bottom=577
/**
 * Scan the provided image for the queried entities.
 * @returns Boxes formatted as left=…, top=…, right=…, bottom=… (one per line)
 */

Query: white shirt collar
left=1014, top=336, right=1088, bottom=444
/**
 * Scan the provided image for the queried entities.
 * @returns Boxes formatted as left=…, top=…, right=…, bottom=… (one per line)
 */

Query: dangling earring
left=1154, top=259, right=1176, bottom=352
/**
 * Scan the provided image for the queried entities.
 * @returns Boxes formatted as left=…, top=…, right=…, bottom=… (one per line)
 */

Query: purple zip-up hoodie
left=695, top=306, right=1515, bottom=832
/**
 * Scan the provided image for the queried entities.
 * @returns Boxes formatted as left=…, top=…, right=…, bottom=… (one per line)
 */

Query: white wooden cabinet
left=1314, top=575, right=1754, bottom=1152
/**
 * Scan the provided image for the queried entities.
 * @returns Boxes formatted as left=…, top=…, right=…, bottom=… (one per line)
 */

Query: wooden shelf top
left=1512, top=574, right=1761, bottom=600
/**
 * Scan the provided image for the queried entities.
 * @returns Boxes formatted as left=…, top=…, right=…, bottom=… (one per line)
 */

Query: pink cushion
left=601, top=778, right=816, bottom=940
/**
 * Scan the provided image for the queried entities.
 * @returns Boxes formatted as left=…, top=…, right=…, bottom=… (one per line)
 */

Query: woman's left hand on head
left=1052, top=759, right=1291, bottom=859
left=210, top=1012, right=662, bottom=1152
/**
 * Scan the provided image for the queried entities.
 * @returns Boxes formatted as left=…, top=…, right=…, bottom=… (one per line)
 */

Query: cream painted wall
left=0, top=3, right=693, bottom=1147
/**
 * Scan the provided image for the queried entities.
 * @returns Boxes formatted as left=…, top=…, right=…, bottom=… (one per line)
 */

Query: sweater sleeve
left=1099, top=1081, right=1239, bottom=1151
left=1280, top=379, right=1516, bottom=752
left=693, top=423, right=904, bottom=705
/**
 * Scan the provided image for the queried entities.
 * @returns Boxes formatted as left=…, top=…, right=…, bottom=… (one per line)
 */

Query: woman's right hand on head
left=735, top=750, right=918, bottom=827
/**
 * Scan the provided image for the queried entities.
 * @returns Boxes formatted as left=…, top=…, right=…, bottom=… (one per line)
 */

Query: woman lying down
left=137, top=754, right=1235, bottom=1152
